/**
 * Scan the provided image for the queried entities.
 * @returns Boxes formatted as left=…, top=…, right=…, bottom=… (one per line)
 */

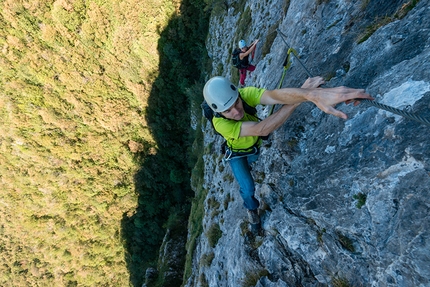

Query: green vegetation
left=206, top=223, right=223, bottom=248
left=317, top=228, right=326, bottom=244
left=343, top=61, right=351, bottom=73
left=395, top=0, right=420, bottom=19
left=254, top=171, right=266, bottom=184
left=260, top=24, right=278, bottom=57
left=223, top=172, right=235, bottom=182
left=0, top=0, right=210, bottom=286
left=240, top=220, right=249, bottom=236
left=337, top=232, right=355, bottom=252
left=199, top=273, right=210, bottom=287
left=353, top=192, right=367, bottom=209
left=207, top=196, right=221, bottom=210
left=183, top=116, right=207, bottom=282
left=231, top=0, right=248, bottom=16
left=205, top=0, right=228, bottom=17
left=249, top=235, right=264, bottom=250
left=237, top=6, right=253, bottom=38
left=208, top=196, right=222, bottom=219
left=200, top=251, right=215, bottom=267
left=241, top=269, right=270, bottom=287
left=332, top=276, right=352, bottom=287
left=357, top=0, right=421, bottom=43
left=324, top=71, right=337, bottom=81
left=223, top=192, right=233, bottom=209
left=356, top=16, right=392, bottom=44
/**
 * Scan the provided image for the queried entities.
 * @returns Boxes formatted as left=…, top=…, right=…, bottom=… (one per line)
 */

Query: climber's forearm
left=239, top=104, right=299, bottom=137
left=260, top=88, right=310, bottom=105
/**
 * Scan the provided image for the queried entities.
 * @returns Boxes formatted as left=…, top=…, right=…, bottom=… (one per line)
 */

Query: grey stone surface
left=187, top=1, right=430, bottom=286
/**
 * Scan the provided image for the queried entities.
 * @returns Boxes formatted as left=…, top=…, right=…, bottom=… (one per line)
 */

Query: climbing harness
left=276, top=28, right=430, bottom=127
left=223, top=145, right=260, bottom=163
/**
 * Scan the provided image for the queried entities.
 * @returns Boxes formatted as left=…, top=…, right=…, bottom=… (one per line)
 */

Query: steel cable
left=359, top=99, right=430, bottom=126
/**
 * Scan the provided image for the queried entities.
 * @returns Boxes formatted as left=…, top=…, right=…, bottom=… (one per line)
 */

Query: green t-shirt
left=212, top=87, right=266, bottom=152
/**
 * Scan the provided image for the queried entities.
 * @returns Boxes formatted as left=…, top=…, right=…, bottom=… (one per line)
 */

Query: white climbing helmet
left=203, top=76, right=239, bottom=113
left=238, top=39, right=246, bottom=49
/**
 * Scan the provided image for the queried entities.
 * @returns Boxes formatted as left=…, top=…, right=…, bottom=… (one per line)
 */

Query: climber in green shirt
left=212, top=87, right=265, bottom=153
left=203, top=76, right=373, bottom=225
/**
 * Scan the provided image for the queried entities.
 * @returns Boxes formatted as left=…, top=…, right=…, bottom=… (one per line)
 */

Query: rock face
left=187, top=1, right=430, bottom=286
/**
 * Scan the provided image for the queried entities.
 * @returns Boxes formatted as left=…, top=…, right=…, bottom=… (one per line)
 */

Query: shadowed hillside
left=120, top=0, right=210, bottom=285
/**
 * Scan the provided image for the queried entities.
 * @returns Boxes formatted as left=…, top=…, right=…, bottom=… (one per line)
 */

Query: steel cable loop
left=276, top=28, right=430, bottom=127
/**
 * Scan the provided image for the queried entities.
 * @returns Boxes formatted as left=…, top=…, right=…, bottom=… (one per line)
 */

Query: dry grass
left=0, top=0, right=175, bottom=286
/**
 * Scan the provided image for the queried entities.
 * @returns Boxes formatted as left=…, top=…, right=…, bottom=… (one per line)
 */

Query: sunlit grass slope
left=0, top=0, right=176, bottom=285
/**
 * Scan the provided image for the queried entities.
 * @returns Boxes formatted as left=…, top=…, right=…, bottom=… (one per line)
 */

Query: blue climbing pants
left=228, top=153, right=260, bottom=210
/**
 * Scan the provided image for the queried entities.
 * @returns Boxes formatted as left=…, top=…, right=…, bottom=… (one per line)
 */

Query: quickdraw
left=268, top=47, right=298, bottom=116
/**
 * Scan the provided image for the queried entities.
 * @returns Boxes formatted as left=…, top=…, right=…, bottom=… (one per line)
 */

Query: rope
left=276, top=28, right=430, bottom=127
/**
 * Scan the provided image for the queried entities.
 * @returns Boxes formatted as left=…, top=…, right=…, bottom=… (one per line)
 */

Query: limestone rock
left=188, top=1, right=430, bottom=286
